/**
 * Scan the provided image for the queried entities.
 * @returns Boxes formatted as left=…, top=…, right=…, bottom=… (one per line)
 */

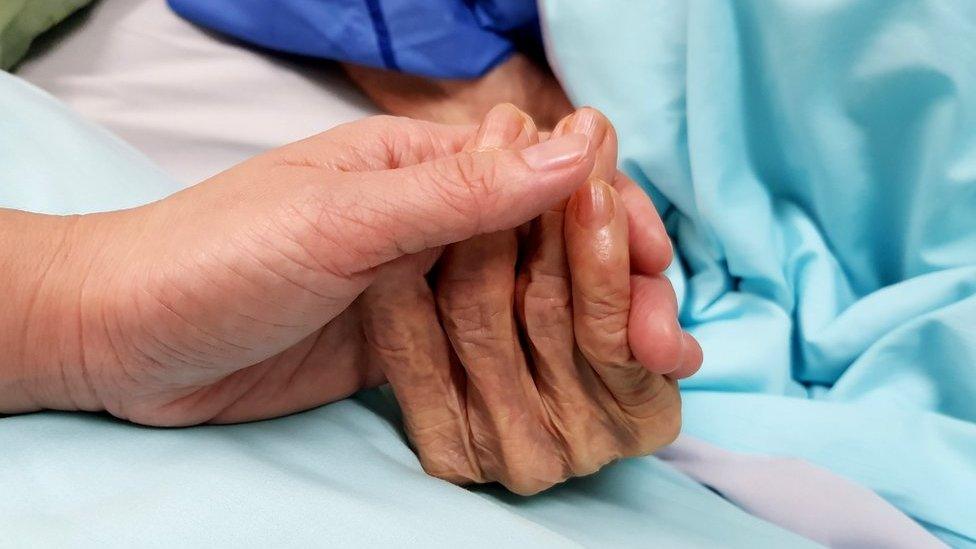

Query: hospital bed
left=2, top=1, right=963, bottom=547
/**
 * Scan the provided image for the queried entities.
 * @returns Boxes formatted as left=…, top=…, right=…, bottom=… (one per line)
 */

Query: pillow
left=0, top=0, right=91, bottom=69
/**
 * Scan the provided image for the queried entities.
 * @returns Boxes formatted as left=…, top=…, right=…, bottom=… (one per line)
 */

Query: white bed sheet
left=17, top=0, right=377, bottom=186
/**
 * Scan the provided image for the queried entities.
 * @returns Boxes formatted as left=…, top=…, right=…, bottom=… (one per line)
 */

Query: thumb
left=320, top=133, right=595, bottom=275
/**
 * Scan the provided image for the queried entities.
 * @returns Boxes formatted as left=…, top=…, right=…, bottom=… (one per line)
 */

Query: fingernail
left=552, top=107, right=606, bottom=143
left=476, top=104, right=523, bottom=150
left=570, top=108, right=603, bottom=142
left=520, top=134, right=588, bottom=171
left=575, top=178, right=615, bottom=229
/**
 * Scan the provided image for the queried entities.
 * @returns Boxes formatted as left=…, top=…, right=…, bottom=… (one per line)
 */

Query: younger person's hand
left=3, top=110, right=597, bottom=425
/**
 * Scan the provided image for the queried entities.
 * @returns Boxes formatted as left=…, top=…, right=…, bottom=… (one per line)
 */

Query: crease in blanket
left=541, top=0, right=976, bottom=546
left=658, top=436, right=945, bottom=549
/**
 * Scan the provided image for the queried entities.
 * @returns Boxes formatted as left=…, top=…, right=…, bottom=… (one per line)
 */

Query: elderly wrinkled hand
left=362, top=105, right=701, bottom=494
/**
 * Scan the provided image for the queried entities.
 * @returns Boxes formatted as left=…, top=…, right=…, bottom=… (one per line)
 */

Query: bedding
left=15, top=0, right=376, bottom=186
left=541, top=0, right=976, bottom=545
left=658, top=438, right=942, bottom=548
left=0, top=0, right=91, bottom=70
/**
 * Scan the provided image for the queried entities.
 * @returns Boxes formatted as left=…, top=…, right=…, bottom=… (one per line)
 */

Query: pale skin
left=0, top=103, right=700, bottom=494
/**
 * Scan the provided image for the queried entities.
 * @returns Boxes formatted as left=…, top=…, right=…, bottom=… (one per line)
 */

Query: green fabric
left=0, top=0, right=92, bottom=70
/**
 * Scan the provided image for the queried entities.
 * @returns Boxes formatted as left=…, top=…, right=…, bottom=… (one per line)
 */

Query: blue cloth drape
left=167, top=0, right=538, bottom=78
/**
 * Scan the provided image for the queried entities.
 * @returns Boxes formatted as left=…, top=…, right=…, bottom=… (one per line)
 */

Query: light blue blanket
left=542, top=0, right=976, bottom=545
left=0, top=71, right=813, bottom=547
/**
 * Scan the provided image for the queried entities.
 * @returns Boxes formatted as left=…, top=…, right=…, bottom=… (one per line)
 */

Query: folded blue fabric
left=167, top=0, right=537, bottom=79
left=541, top=1, right=976, bottom=546
left=0, top=70, right=815, bottom=547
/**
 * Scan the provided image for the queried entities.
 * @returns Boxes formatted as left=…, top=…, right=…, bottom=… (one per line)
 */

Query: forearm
left=0, top=208, right=100, bottom=413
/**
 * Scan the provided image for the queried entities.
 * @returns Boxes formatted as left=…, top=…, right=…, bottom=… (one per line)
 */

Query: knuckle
left=504, top=466, right=562, bottom=496
left=438, top=283, right=503, bottom=326
left=634, top=410, right=681, bottom=455
left=547, top=408, right=623, bottom=477
left=420, top=459, right=480, bottom=486
left=625, top=378, right=682, bottom=454
left=579, top=282, right=630, bottom=317
left=410, top=427, right=483, bottom=485
left=426, top=158, right=481, bottom=224
left=522, top=281, right=572, bottom=336
left=565, top=433, right=623, bottom=477
left=572, top=453, right=618, bottom=478
left=345, top=114, right=436, bottom=168
left=578, top=321, right=631, bottom=366
left=361, top=114, right=405, bottom=136
left=506, top=480, right=549, bottom=496
left=361, top=115, right=406, bottom=154
left=482, top=439, right=569, bottom=496
left=576, top=284, right=631, bottom=364
left=454, top=153, right=501, bottom=204
left=503, top=448, right=570, bottom=496
left=429, top=153, right=504, bottom=234
left=362, top=114, right=412, bottom=137
left=437, top=295, right=511, bottom=363
left=577, top=325, right=630, bottom=369
left=602, top=366, right=659, bottom=410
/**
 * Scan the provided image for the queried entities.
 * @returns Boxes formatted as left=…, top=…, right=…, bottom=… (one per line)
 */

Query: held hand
left=27, top=113, right=596, bottom=425
left=345, top=61, right=700, bottom=378
left=362, top=106, right=701, bottom=495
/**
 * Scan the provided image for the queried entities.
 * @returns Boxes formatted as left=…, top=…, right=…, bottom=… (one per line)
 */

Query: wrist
left=0, top=209, right=107, bottom=414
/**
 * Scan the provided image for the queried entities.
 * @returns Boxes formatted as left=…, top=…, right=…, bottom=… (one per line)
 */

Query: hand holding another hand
left=9, top=106, right=592, bottom=423
left=363, top=105, right=700, bottom=494
left=6, top=105, right=699, bottom=495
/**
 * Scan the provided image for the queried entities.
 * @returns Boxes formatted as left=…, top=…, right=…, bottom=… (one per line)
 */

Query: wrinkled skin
left=242, top=32, right=699, bottom=491
left=344, top=53, right=573, bottom=128
left=56, top=109, right=599, bottom=426
left=361, top=105, right=701, bottom=495
left=346, top=61, right=702, bottom=379
left=53, top=98, right=700, bottom=493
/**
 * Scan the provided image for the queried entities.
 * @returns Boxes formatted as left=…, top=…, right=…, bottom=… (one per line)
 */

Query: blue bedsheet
left=541, top=1, right=976, bottom=545
left=0, top=70, right=814, bottom=547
